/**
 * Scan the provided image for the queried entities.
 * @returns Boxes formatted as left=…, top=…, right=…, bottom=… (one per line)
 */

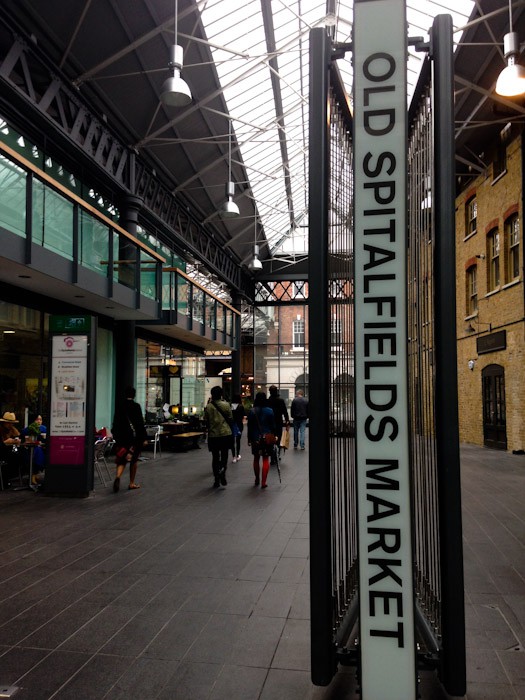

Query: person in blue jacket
left=247, top=392, right=276, bottom=489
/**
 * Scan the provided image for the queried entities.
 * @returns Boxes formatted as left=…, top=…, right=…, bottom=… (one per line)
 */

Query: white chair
left=146, top=425, right=162, bottom=458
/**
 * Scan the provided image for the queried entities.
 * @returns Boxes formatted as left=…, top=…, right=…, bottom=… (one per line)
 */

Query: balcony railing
left=0, top=137, right=238, bottom=348
left=163, top=267, right=239, bottom=346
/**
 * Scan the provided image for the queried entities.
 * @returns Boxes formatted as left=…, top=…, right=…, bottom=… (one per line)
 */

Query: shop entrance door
left=482, top=364, right=507, bottom=450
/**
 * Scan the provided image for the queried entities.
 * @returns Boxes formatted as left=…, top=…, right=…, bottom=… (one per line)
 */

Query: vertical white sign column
left=353, top=1, right=416, bottom=698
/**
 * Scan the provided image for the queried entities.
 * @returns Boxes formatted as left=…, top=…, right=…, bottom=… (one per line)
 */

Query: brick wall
left=455, top=133, right=525, bottom=452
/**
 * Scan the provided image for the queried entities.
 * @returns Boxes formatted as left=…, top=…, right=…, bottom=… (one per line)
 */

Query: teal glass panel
left=162, top=270, right=173, bottom=310
left=0, top=155, right=26, bottom=237
left=112, top=230, right=120, bottom=284
left=80, top=210, right=110, bottom=274
left=140, top=250, right=157, bottom=300
left=115, top=234, right=136, bottom=290
left=33, top=180, right=74, bottom=259
left=206, top=294, right=216, bottom=330
left=192, top=286, right=204, bottom=325
left=217, top=303, right=225, bottom=333
left=177, top=274, right=189, bottom=316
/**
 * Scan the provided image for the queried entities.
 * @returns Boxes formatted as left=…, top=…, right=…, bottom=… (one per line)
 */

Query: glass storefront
left=137, top=339, right=206, bottom=423
left=0, top=301, right=49, bottom=426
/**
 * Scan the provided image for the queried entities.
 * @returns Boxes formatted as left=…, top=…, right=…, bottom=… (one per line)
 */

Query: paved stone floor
left=0, top=442, right=523, bottom=699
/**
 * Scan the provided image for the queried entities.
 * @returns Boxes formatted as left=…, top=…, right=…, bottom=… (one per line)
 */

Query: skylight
left=199, top=1, right=474, bottom=262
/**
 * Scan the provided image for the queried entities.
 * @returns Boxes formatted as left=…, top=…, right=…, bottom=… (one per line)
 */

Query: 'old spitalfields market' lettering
left=362, top=52, right=399, bottom=445
left=366, top=458, right=404, bottom=646
left=359, top=50, right=407, bottom=649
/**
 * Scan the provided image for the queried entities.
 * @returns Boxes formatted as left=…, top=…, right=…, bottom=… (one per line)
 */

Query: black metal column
left=231, top=293, right=242, bottom=398
left=432, top=14, right=466, bottom=697
left=308, top=26, right=336, bottom=686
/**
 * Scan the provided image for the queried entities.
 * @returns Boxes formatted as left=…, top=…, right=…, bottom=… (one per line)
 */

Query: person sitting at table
left=21, top=414, right=47, bottom=480
left=0, top=411, right=22, bottom=486
left=0, top=411, right=21, bottom=446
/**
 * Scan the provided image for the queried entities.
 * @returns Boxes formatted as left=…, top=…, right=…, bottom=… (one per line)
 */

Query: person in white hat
left=0, top=412, right=21, bottom=446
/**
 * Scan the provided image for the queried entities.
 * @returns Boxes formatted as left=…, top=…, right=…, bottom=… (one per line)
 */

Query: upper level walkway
left=0, top=441, right=523, bottom=699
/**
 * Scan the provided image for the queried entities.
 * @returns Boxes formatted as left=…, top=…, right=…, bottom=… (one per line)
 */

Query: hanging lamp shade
left=248, top=244, right=263, bottom=271
left=222, top=181, right=240, bottom=218
left=496, top=32, right=525, bottom=97
left=161, top=45, right=192, bottom=106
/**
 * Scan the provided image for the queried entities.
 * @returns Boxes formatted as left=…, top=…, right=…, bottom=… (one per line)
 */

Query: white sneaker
left=237, top=455, right=241, bottom=460
left=232, top=457, right=237, bottom=463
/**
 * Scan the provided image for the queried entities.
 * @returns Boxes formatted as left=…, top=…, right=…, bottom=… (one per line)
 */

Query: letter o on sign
left=363, top=52, right=396, bottom=82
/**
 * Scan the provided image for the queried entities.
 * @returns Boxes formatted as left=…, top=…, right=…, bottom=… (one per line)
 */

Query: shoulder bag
left=253, top=408, right=277, bottom=446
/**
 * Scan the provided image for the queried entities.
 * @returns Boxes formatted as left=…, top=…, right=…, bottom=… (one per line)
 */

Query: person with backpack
left=247, top=392, right=276, bottom=489
left=204, top=385, right=233, bottom=488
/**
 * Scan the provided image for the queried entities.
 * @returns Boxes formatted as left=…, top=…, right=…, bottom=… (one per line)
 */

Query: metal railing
left=308, top=15, right=465, bottom=697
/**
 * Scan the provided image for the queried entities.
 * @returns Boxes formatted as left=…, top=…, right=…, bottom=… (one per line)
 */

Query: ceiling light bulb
left=160, top=45, right=192, bottom=106
left=222, top=181, right=240, bottom=218
left=248, top=244, right=263, bottom=271
left=496, top=32, right=525, bottom=97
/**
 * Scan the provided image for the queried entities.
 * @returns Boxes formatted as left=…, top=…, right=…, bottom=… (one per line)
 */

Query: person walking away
left=291, top=389, right=308, bottom=450
left=111, top=386, right=147, bottom=492
left=267, top=385, right=289, bottom=463
left=247, top=392, right=276, bottom=489
left=204, top=386, right=233, bottom=488
left=230, top=393, right=245, bottom=463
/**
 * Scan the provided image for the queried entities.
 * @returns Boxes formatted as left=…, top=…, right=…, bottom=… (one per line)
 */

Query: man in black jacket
left=291, top=389, right=308, bottom=450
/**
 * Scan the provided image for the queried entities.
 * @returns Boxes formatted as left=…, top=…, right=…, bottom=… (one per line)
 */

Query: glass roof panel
left=200, top=0, right=474, bottom=262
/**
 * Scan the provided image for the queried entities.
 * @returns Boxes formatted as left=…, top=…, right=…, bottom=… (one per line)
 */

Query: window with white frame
left=466, top=196, right=477, bottom=236
left=466, top=265, right=477, bottom=315
left=487, top=228, right=500, bottom=291
left=292, top=318, right=305, bottom=348
left=505, top=214, right=520, bottom=282
left=331, top=318, right=342, bottom=346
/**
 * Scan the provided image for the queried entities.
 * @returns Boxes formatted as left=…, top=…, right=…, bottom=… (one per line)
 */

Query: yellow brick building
left=456, top=132, right=524, bottom=452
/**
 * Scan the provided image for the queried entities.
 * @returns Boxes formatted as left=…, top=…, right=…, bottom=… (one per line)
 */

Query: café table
left=22, top=439, right=44, bottom=491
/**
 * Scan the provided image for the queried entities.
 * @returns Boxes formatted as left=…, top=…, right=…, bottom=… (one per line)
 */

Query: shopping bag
left=281, top=428, right=290, bottom=450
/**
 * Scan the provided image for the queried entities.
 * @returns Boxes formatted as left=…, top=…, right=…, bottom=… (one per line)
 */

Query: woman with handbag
left=204, top=385, right=233, bottom=488
left=111, top=386, right=147, bottom=493
left=247, top=391, right=276, bottom=489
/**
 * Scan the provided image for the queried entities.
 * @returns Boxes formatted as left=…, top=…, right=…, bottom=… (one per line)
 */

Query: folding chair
left=102, top=439, right=115, bottom=480
left=94, top=439, right=108, bottom=486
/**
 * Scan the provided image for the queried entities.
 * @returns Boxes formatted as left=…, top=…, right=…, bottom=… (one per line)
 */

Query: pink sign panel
left=49, top=436, right=86, bottom=465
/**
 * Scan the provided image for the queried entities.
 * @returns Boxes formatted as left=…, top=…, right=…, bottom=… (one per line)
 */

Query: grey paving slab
left=0, top=443, right=522, bottom=700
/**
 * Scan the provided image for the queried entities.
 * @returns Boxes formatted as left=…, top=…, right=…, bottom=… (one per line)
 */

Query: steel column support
left=308, top=26, right=335, bottom=687
left=431, top=14, right=466, bottom=698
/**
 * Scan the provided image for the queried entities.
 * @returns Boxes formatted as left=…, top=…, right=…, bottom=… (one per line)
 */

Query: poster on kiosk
left=46, top=315, right=96, bottom=494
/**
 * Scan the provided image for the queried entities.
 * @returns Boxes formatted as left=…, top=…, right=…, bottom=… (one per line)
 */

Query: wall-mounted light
left=496, top=1, right=525, bottom=97
left=468, top=359, right=476, bottom=371
left=160, top=0, right=192, bottom=106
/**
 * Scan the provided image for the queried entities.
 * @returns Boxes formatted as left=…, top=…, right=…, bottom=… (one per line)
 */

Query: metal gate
left=308, top=8, right=465, bottom=698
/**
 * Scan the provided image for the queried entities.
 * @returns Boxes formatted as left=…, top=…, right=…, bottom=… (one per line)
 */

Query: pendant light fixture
left=160, top=0, right=192, bottom=107
left=221, top=118, right=240, bottom=218
left=248, top=216, right=263, bottom=271
left=496, top=0, right=525, bottom=97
